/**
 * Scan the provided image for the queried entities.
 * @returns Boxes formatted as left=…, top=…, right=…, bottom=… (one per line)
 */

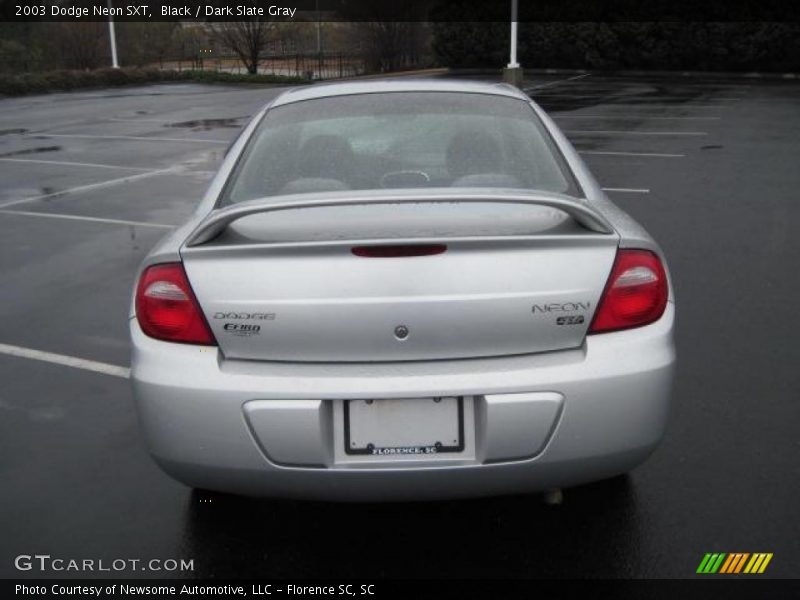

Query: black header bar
left=2, top=0, right=798, bottom=23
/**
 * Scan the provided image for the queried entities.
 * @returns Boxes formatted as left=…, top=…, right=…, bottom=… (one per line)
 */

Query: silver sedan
left=129, top=80, right=675, bottom=500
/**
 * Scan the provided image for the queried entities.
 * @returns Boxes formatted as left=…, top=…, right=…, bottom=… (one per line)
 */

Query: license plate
left=344, top=397, right=464, bottom=456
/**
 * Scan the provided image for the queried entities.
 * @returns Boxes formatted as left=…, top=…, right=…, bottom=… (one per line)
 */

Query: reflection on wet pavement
left=183, top=476, right=642, bottom=578
left=168, top=118, right=244, bottom=130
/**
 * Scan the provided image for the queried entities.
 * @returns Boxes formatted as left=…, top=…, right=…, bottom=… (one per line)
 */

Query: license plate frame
left=343, top=397, right=465, bottom=456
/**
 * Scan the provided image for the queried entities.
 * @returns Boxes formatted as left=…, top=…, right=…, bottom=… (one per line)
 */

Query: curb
left=436, top=67, right=799, bottom=81
left=330, top=67, right=449, bottom=82
left=518, top=68, right=799, bottom=81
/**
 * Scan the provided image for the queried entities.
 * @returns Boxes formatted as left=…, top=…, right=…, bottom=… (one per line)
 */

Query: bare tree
left=209, top=19, right=274, bottom=74
left=54, top=22, right=106, bottom=70
left=173, top=25, right=208, bottom=68
left=118, top=22, right=179, bottom=67
left=337, top=2, right=429, bottom=74
left=357, top=22, right=425, bottom=73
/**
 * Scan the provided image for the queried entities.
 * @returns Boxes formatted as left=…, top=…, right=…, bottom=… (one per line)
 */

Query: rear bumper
left=130, top=303, right=675, bottom=501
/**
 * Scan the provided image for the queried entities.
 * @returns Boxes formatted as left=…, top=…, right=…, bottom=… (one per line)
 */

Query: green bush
left=0, top=67, right=307, bottom=97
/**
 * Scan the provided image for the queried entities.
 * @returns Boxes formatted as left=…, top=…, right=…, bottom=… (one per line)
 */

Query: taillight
left=589, top=249, right=668, bottom=334
left=135, top=262, right=216, bottom=345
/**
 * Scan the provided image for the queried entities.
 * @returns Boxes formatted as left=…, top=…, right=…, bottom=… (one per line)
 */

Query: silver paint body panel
left=182, top=234, right=617, bottom=362
left=131, top=304, right=674, bottom=500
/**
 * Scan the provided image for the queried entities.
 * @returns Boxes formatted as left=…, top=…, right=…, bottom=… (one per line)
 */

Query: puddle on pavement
left=571, top=141, right=602, bottom=151
left=0, top=146, right=61, bottom=158
left=166, top=118, right=242, bottom=130
left=701, top=145, right=723, bottom=150
left=539, top=86, right=712, bottom=113
left=1, top=185, right=58, bottom=201
left=0, top=128, right=28, bottom=136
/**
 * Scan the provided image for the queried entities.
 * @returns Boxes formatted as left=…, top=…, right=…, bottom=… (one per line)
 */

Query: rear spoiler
left=184, top=190, right=614, bottom=247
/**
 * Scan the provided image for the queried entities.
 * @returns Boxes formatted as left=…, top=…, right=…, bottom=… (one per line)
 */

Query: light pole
left=502, top=0, right=523, bottom=86
left=107, top=0, right=119, bottom=68
left=316, top=0, right=322, bottom=54
left=315, top=0, right=322, bottom=79
left=508, top=0, right=519, bottom=68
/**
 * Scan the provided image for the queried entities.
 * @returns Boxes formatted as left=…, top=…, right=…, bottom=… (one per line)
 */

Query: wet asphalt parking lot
left=0, top=72, right=798, bottom=579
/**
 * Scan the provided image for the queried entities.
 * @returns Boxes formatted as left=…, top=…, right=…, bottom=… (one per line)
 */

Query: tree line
left=432, top=22, right=800, bottom=73
left=0, top=21, right=433, bottom=75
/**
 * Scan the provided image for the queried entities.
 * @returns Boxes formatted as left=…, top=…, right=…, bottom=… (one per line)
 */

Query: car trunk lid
left=180, top=198, right=618, bottom=362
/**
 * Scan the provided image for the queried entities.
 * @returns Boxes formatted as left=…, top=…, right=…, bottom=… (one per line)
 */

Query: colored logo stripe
left=719, top=553, right=749, bottom=573
left=697, top=552, right=773, bottom=574
left=744, top=553, right=773, bottom=574
left=697, top=553, right=726, bottom=573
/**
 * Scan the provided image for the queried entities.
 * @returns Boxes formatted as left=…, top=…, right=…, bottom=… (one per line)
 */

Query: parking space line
left=601, top=187, right=650, bottom=194
left=0, top=342, right=130, bottom=379
left=567, top=129, right=707, bottom=136
left=30, top=133, right=229, bottom=145
left=525, top=73, right=590, bottom=91
left=580, top=150, right=685, bottom=158
left=9, top=119, right=98, bottom=134
left=0, top=157, right=152, bottom=171
left=0, top=167, right=179, bottom=209
left=555, top=115, right=720, bottom=121
left=0, top=209, right=173, bottom=229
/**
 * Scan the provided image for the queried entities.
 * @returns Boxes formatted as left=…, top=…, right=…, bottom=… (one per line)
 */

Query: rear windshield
left=223, top=92, right=578, bottom=204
